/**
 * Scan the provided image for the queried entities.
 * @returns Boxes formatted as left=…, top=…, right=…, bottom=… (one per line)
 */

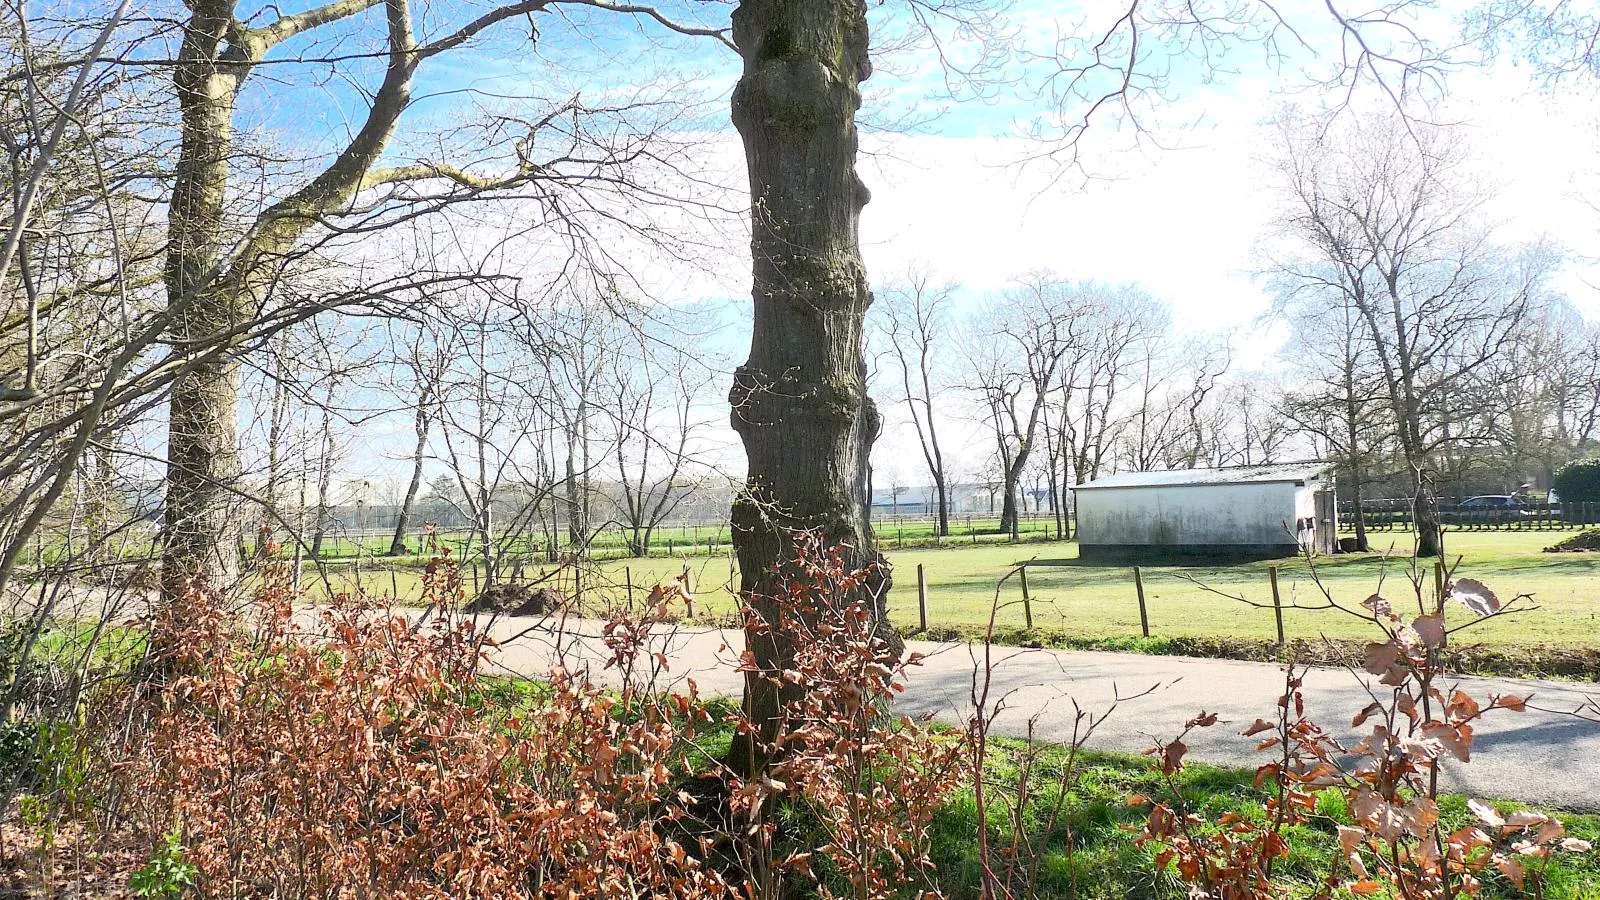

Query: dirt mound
left=1544, top=530, right=1600, bottom=552
left=465, top=583, right=568, bottom=616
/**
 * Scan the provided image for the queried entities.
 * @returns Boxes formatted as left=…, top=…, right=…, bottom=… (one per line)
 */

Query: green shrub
left=1554, top=457, right=1600, bottom=503
left=129, top=830, right=197, bottom=898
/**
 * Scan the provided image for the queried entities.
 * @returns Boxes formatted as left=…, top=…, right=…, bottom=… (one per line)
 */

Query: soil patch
left=1545, top=530, right=1600, bottom=552
left=465, top=583, right=568, bottom=617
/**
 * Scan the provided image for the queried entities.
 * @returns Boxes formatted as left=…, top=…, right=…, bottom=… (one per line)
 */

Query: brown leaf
left=1494, top=694, right=1529, bottom=712
left=1362, top=594, right=1395, bottom=620
left=1535, top=819, right=1566, bottom=845
left=1352, top=701, right=1383, bottom=728
left=1161, top=739, right=1188, bottom=774
left=1497, top=855, right=1526, bottom=889
left=1469, top=799, right=1505, bottom=830
left=1505, top=810, right=1549, bottom=829
left=1241, top=718, right=1275, bottom=736
left=1363, top=641, right=1402, bottom=676
left=1451, top=577, right=1502, bottom=617
left=1421, top=721, right=1473, bottom=762
left=1412, top=614, right=1446, bottom=648
left=1447, top=690, right=1481, bottom=722
left=1398, top=797, right=1440, bottom=836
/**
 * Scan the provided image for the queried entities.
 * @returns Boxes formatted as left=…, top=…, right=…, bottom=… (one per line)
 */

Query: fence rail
left=1339, top=501, right=1600, bottom=532
left=298, top=512, right=1063, bottom=562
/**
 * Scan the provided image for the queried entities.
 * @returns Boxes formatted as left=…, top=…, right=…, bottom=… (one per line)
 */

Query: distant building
left=1072, top=463, right=1337, bottom=562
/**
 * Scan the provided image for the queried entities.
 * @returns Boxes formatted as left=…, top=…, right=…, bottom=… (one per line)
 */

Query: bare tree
left=967, top=272, right=1085, bottom=539
left=1117, top=333, right=1231, bottom=471
left=0, top=14, right=174, bottom=597
left=386, top=321, right=455, bottom=556
left=1218, top=377, right=1297, bottom=466
left=606, top=320, right=716, bottom=557
left=1267, top=108, right=1555, bottom=556
left=1273, top=285, right=1391, bottom=551
left=1047, top=282, right=1166, bottom=534
left=138, top=0, right=732, bottom=601
left=875, top=267, right=955, bottom=535
left=544, top=294, right=616, bottom=552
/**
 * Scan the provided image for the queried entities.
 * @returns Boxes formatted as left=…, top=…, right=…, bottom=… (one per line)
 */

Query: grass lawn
left=311, top=528, right=1600, bottom=654
left=924, top=738, right=1600, bottom=899
left=476, top=680, right=1600, bottom=899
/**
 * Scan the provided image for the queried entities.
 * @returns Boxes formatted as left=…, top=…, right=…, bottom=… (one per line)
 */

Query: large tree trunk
left=999, top=444, right=1033, bottom=539
left=726, top=0, right=892, bottom=778
left=999, top=474, right=1021, bottom=539
left=1410, top=463, right=1443, bottom=558
left=164, top=362, right=244, bottom=593
left=161, top=11, right=246, bottom=600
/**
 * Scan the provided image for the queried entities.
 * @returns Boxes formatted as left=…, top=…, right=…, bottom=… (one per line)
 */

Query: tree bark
left=1343, top=384, right=1370, bottom=553
left=388, top=405, right=430, bottom=556
left=259, top=335, right=292, bottom=556
left=1409, top=464, right=1443, bottom=557
left=308, top=391, right=336, bottom=559
left=1000, top=474, right=1021, bottom=539
left=161, top=0, right=248, bottom=600
left=726, top=0, right=893, bottom=777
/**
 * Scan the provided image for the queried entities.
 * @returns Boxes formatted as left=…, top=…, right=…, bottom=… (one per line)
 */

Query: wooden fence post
left=1019, top=565, right=1033, bottom=630
left=1269, top=565, right=1285, bottom=646
left=917, top=564, right=928, bottom=633
left=1133, top=566, right=1150, bottom=638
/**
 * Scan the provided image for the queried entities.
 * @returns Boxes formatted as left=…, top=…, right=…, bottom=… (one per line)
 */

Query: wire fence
left=304, top=512, right=1065, bottom=562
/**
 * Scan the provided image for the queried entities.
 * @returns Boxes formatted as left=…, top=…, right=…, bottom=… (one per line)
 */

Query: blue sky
left=211, top=0, right=1600, bottom=490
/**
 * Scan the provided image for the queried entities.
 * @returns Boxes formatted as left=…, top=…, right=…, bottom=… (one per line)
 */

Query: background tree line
left=870, top=111, right=1599, bottom=554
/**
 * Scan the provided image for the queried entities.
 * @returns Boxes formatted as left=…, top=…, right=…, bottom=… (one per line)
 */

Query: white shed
left=1072, top=463, right=1338, bottom=562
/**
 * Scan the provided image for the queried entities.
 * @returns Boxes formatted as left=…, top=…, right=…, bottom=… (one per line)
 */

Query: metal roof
left=1073, top=462, right=1332, bottom=490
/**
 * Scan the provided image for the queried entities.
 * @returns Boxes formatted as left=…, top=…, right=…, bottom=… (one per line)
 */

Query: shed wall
left=1076, top=482, right=1302, bottom=553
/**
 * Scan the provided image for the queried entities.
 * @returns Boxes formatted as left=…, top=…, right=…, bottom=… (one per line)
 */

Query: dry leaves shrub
left=87, top=543, right=962, bottom=899
left=726, top=538, right=967, bottom=899
left=107, top=562, right=731, bottom=899
left=1136, top=573, right=1592, bottom=899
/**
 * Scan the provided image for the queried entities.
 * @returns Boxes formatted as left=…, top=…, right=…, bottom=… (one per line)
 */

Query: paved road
left=453, top=612, right=1600, bottom=811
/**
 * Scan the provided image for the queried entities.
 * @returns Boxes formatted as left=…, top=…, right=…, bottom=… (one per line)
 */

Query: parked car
left=1444, top=495, right=1534, bottom=523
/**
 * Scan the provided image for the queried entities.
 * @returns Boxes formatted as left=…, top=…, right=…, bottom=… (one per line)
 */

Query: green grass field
left=477, top=682, right=1600, bottom=898
left=295, top=515, right=1060, bottom=563
left=314, top=529, right=1600, bottom=652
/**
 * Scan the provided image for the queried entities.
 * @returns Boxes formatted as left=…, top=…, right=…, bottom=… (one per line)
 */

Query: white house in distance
left=1072, top=462, right=1338, bottom=562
